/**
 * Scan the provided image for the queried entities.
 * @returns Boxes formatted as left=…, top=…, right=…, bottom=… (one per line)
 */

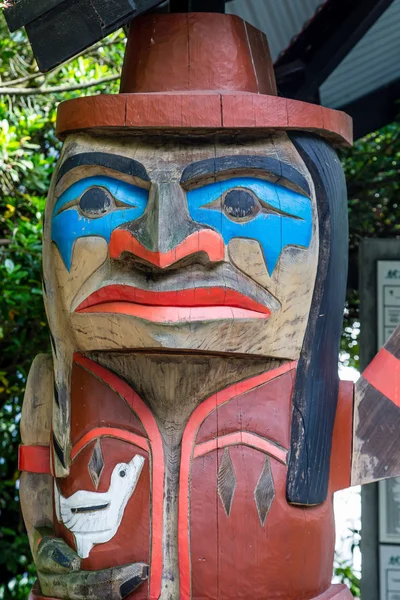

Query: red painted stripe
left=178, top=361, right=297, bottom=599
left=76, top=285, right=271, bottom=316
left=193, top=431, right=287, bottom=464
left=71, top=427, right=149, bottom=460
left=73, top=354, right=164, bottom=600
left=363, top=347, right=400, bottom=407
left=109, top=229, right=224, bottom=268
left=56, top=94, right=353, bottom=147
left=78, top=303, right=269, bottom=322
left=18, top=445, right=51, bottom=474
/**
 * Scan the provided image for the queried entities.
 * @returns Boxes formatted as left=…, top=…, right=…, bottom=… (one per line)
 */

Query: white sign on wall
left=378, top=260, right=400, bottom=600
left=380, top=479, right=400, bottom=544
left=380, top=545, right=400, bottom=600
left=377, top=260, right=400, bottom=350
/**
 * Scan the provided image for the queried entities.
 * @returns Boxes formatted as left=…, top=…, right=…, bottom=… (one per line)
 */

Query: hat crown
left=56, top=13, right=352, bottom=147
left=120, top=13, right=277, bottom=96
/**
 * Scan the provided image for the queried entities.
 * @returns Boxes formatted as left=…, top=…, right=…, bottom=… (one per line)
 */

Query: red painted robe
left=25, top=356, right=354, bottom=600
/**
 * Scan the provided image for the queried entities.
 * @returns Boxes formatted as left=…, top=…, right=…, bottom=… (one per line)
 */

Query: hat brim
left=56, top=92, right=353, bottom=147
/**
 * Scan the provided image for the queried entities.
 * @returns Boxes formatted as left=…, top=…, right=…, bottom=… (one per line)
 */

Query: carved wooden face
left=43, top=132, right=318, bottom=359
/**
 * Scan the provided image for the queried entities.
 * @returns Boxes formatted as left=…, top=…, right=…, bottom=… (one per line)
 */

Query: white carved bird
left=54, top=454, right=145, bottom=559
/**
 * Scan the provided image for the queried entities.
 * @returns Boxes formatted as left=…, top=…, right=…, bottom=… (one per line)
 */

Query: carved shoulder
left=21, top=354, right=53, bottom=446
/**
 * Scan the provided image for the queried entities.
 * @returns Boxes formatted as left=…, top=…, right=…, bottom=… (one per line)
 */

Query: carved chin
left=69, top=311, right=304, bottom=360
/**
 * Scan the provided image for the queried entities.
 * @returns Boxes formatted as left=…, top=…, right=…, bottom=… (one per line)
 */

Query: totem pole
left=17, top=12, right=400, bottom=600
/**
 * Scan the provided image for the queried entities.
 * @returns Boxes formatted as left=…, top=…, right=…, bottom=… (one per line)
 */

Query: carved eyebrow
left=56, top=152, right=150, bottom=184
left=180, top=155, right=310, bottom=197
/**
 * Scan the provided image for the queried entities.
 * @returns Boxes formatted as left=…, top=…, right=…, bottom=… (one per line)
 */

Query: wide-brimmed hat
left=56, top=12, right=352, bottom=146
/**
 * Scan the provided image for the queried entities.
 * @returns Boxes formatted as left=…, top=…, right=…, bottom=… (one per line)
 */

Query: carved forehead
left=57, top=131, right=311, bottom=184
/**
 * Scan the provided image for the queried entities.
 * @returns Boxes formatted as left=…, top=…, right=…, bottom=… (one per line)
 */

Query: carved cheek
left=228, top=239, right=276, bottom=295
left=52, top=237, right=108, bottom=311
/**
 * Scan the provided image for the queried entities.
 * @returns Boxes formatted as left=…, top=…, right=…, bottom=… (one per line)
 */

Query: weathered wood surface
left=15, top=11, right=362, bottom=600
left=56, top=93, right=353, bottom=146
left=88, top=352, right=284, bottom=599
left=352, top=324, right=400, bottom=485
left=19, top=354, right=53, bottom=554
left=286, top=133, right=349, bottom=505
left=120, top=14, right=277, bottom=95
left=16, top=118, right=360, bottom=598
left=49, top=131, right=318, bottom=361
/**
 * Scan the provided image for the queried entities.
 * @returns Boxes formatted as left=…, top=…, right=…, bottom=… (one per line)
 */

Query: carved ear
left=352, top=325, right=400, bottom=485
left=286, top=133, right=349, bottom=506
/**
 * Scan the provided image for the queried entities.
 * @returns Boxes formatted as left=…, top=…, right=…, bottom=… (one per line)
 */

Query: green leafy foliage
left=334, top=527, right=361, bottom=597
left=0, top=13, right=125, bottom=598
left=334, top=561, right=361, bottom=597
left=0, top=9, right=399, bottom=597
left=339, top=124, right=400, bottom=368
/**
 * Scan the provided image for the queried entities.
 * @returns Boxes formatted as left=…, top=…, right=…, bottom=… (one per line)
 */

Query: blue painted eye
left=223, top=189, right=260, bottom=221
left=51, top=175, right=149, bottom=271
left=186, top=177, right=312, bottom=276
left=79, top=187, right=113, bottom=218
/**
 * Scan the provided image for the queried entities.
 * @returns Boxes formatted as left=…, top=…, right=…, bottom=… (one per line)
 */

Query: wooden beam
left=275, top=0, right=396, bottom=103
left=339, top=77, right=400, bottom=139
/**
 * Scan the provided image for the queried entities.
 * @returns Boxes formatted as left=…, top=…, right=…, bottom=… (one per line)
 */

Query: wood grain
left=50, top=131, right=319, bottom=360
left=70, top=356, right=162, bottom=599
left=217, top=448, right=236, bottom=517
left=120, top=14, right=276, bottom=95
left=20, top=472, right=54, bottom=558
left=20, top=354, right=53, bottom=445
left=56, top=93, right=352, bottom=146
left=87, top=352, right=285, bottom=599
left=330, top=381, right=354, bottom=493
left=286, top=133, right=349, bottom=506
left=35, top=125, right=356, bottom=599
left=19, top=354, right=54, bottom=553
left=352, top=326, right=400, bottom=485
left=254, top=455, right=275, bottom=526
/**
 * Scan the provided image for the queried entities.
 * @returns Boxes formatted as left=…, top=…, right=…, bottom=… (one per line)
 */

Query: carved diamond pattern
left=254, top=456, right=275, bottom=526
left=217, top=448, right=236, bottom=517
left=88, top=439, right=104, bottom=490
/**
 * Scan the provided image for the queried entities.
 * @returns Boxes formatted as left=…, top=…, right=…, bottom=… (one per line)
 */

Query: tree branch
left=0, top=70, right=45, bottom=87
left=0, top=74, right=120, bottom=96
left=1, top=30, right=124, bottom=88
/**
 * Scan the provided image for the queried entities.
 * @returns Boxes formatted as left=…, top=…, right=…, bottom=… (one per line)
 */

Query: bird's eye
left=79, top=187, right=113, bottom=218
left=223, top=189, right=260, bottom=221
left=119, top=470, right=126, bottom=478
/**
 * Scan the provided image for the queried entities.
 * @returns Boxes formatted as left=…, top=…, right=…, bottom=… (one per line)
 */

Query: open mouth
left=75, top=285, right=271, bottom=323
left=71, top=503, right=110, bottom=514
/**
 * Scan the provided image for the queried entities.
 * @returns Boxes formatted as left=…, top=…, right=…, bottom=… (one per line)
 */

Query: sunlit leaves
left=343, top=123, right=400, bottom=251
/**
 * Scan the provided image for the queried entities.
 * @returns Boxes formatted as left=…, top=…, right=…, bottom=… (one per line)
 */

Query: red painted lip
left=75, top=285, right=271, bottom=322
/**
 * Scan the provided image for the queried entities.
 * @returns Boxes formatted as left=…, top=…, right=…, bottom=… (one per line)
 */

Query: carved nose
left=109, top=182, right=224, bottom=268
